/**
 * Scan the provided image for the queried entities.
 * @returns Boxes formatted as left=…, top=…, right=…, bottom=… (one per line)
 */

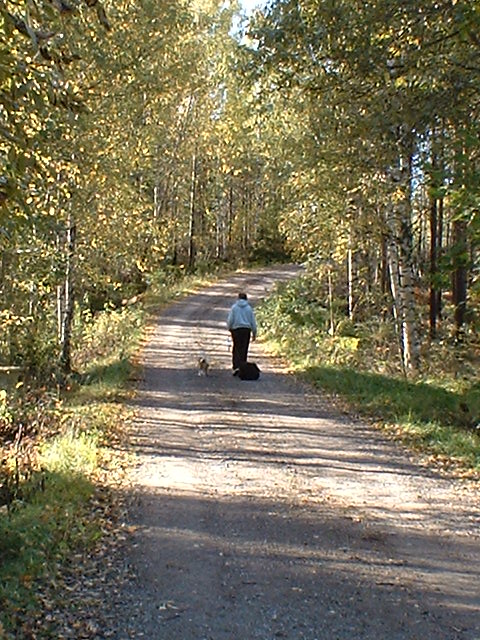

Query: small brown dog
left=197, top=357, right=209, bottom=376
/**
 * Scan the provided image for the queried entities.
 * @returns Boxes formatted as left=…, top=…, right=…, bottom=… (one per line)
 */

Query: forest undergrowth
left=257, top=276, right=480, bottom=476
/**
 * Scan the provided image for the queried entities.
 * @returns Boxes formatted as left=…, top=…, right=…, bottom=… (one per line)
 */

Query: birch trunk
left=386, top=226, right=403, bottom=366
left=385, top=164, right=420, bottom=374
left=59, top=212, right=76, bottom=373
left=452, top=219, right=468, bottom=340
left=188, top=153, right=198, bottom=271
left=429, top=194, right=439, bottom=338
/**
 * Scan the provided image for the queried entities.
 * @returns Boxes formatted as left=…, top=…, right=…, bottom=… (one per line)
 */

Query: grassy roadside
left=0, top=270, right=215, bottom=638
left=257, top=277, right=480, bottom=476
left=0, top=316, right=140, bottom=638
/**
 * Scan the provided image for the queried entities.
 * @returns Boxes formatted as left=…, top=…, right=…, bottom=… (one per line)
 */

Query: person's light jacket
left=227, top=299, right=257, bottom=338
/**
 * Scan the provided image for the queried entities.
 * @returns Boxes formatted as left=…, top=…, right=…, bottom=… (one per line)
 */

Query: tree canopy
left=1, top=0, right=478, bottom=375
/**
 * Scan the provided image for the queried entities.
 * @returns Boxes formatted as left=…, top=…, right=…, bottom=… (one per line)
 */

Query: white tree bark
left=59, top=211, right=76, bottom=373
left=385, top=166, right=421, bottom=374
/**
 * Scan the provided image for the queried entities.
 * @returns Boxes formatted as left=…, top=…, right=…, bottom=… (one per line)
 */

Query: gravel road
left=107, top=266, right=480, bottom=640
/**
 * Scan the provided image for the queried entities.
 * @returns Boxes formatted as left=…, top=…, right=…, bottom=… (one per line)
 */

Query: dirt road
left=111, top=266, right=480, bottom=639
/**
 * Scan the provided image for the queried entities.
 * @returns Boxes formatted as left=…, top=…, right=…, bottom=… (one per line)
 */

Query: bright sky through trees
left=240, top=0, right=263, bottom=14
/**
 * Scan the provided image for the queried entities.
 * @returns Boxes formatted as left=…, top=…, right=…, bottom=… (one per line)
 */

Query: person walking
left=227, top=293, right=257, bottom=373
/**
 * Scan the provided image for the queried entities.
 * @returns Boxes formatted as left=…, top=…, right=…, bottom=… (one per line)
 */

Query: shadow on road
left=114, top=485, right=479, bottom=639
left=110, top=267, right=480, bottom=640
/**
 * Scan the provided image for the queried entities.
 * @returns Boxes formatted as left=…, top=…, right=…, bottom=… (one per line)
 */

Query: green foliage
left=248, top=233, right=292, bottom=265
left=259, top=277, right=328, bottom=331
left=247, top=0, right=480, bottom=359
left=0, top=388, right=60, bottom=442
left=0, top=285, right=146, bottom=635
left=0, top=462, right=97, bottom=633
left=72, top=304, right=144, bottom=373
left=302, top=366, right=472, bottom=430
left=258, top=276, right=480, bottom=472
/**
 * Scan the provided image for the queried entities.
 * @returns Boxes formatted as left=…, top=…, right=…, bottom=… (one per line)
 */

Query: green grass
left=258, top=277, right=480, bottom=474
left=0, top=310, right=143, bottom=635
left=302, top=365, right=480, bottom=469
left=303, top=366, right=468, bottom=425
left=0, top=267, right=223, bottom=636
left=0, top=440, right=98, bottom=632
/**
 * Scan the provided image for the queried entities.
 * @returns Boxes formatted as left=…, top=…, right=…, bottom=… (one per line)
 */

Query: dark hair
left=238, top=292, right=247, bottom=300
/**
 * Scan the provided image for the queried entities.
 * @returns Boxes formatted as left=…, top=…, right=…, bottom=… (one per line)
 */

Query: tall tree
left=246, top=0, right=480, bottom=372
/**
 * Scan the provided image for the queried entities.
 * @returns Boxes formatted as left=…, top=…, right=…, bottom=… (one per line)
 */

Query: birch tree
left=246, top=0, right=479, bottom=371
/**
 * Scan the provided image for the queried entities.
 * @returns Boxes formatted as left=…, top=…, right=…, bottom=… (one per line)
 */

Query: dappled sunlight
left=134, top=363, right=479, bottom=537
left=134, top=370, right=478, bottom=537
left=122, top=269, right=480, bottom=638
left=129, top=488, right=480, bottom=637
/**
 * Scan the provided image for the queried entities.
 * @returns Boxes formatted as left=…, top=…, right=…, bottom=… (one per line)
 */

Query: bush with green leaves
left=258, top=275, right=480, bottom=472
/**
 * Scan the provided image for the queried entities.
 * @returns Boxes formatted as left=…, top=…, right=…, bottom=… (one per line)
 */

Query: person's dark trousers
left=231, top=328, right=251, bottom=369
